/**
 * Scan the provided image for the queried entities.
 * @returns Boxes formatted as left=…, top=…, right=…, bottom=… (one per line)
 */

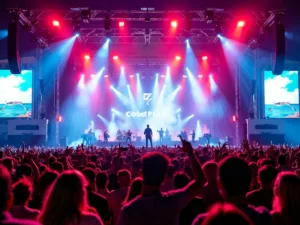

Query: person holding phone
left=144, top=125, right=153, bottom=148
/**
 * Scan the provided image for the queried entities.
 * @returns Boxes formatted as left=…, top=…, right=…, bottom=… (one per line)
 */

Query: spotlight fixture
left=84, top=54, right=90, bottom=60
left=171, top=20, right=178, bottom=28
left=119, top=21, right=125, bottom=27
left=113, top=55, right=119, bottom=60
left=52, top=20, right=60, bottom=27
left=202, top=56, right=208, bottom=61
left=175, top=55, right=181, bottom=60
left=237, top=20, right=245, bottom=27
left=72, top=18, right=81, bottom=37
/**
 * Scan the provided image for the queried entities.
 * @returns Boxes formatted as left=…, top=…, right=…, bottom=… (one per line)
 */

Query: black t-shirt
left=86, top=188, right=110, bottom=222
left=180, top=197, right=206, bottom=225
left=144, top=128, right=152, bottom=137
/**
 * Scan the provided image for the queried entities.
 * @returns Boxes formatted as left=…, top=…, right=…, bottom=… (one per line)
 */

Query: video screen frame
left=263, top=70, right=300, bottom=119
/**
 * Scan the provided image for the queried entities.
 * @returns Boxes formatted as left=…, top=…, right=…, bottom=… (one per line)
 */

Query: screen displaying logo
left=143, top=93, right=152, bottom=105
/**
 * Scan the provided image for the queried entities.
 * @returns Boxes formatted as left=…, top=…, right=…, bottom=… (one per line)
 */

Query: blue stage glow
left=196, top=120, right=203, bottom=138
left=110, top=85, right=130, bottom=106
left=0, top=30, right=8, bottom=40
left=186, top=68, right=207, bottom=106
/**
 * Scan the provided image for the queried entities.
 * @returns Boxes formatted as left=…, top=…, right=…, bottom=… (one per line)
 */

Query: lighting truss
left=7, top=8, right=285, bottom=45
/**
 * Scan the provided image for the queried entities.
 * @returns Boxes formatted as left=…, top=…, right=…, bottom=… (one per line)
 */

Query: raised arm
left=173, top=137, right=206, bottom=205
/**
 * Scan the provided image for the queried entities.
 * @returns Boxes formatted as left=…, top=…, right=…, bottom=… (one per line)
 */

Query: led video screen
left=264, top=71, right=299, bottom=118
left=0, top=70, right=32, bottom=118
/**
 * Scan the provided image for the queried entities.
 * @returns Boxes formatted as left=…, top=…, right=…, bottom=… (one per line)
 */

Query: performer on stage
left=87, top=129, right=93, bottom=145
left=182, top=130, right=188, bottom=141
left=104, top=131, right=109, bottom=144
left=157, top=128, right=164, bottom=143
left=165, top=128, right=169, bottom=138
left=144, top=124, right=153, bottom=148
left=191, top=130, right=196, bottom=143
left=116, top=129, right=122, bottom=141
left=126, top=129, right=132, bottom=143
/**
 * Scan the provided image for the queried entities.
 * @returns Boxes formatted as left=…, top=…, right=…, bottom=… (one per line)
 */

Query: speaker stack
left=272, top=23, right=285, bottom=75
left=8, top=22, right=21, bottom=74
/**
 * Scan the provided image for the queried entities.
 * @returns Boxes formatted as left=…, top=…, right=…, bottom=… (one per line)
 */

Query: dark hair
left=82, top=168, right=96, bottom=185
left=86, top=162, right=96, bottom=170
left=132, top=158, right=141, bottom=171
left=38, top=169, right=59, bottom=196
left=201, top=203, right=254, bottom=225
left=0, top=164, right=11, bottom=211
left=142, top=152, right=170, bottom=186
left=260, top=159, right=276, bottom=167
left=166, top=164, right=175, bottom=179
left=50, top=162, right=64, bottom=173
left=173, top=172, right=190, bottom=189
left=123, top=177, right=143, bottom=203
left=277, top=154, right=286, bottom=166
left=48, top=156, right=57, bottom=165
left=89, top=155, right=98, bottom=163
left=39, top=164, right=48, bottom=174
left=96, top=171, right=108, bottom=189
left=12, top=178, right=33, bottom=205
left=258, top=165, right=278, bottom=186
left=16, top=163, right=33, bottom=179
left=171, top=159, right=180, bottom=171
left=203, top=161, right=219, bottom=183
left=2, top=157, right=14, bottom=172
left=219, top=157, right=251, bottom=197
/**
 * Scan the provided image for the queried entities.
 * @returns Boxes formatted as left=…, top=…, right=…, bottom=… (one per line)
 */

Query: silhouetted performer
left=87, top=129, right=93, bottom=145
left=126, top=130, right=132, bottom=143
left=104, top=131, right=109, bottom=144
left=157, top=128, right=164, bottom=143
left=144, top=124, right=153, bottom=148
left=191, top=130, right=196, bottom=143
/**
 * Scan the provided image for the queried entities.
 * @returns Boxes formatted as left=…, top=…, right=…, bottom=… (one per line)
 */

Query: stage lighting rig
left=8, top=8, right=48, bottom=48
left=104, top=15, right=111, bottom=31
left=72, top=17, right=81, bottom=36
left=205, top=9, right=214, bottom=24
left=81, top=9, right=91, bottom=23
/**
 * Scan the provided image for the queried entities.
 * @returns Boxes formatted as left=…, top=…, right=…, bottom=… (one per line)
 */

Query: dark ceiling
left=0, top=0, right=299, bottom=60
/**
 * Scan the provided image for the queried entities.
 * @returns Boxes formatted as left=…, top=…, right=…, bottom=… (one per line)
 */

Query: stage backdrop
left=264, top=71, right=299, bottom=118
left=0, top=70, right=32, bottom=118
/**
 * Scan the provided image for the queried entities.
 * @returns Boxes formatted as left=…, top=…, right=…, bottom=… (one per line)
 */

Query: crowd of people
left=1, top=139, right=300, bottom=225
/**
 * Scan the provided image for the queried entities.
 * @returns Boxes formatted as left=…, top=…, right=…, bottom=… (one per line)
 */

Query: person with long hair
left=272, top=172, right=300, bottom=225
left=39, top=170, right=103, bottom=225
left=123, top=177, right=143, bottom=204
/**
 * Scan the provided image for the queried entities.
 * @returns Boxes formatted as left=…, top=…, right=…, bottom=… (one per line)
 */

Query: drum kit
left=116, top=130, right=135, bottom=141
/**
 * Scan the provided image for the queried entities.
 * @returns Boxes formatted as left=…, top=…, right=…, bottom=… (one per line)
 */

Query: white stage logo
left=126, top=111, right=161, bottom=117
left=143, top=93, right=152, bottom=105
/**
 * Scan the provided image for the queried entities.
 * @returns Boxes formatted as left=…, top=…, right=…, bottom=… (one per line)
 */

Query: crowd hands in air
left=1, top=139, right=300, bottom=225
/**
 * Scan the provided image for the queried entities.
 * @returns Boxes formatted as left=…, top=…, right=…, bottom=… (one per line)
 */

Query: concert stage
left=0, top=8, right=297, bottom=147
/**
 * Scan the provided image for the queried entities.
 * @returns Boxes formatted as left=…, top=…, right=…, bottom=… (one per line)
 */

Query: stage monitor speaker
left=272, top=23, right=285, bottom=75
left=8, top=22, right=21, bottom=74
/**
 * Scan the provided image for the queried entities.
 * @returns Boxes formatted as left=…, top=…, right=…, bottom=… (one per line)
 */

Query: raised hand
left=178, top=135, right=193, bottom=154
